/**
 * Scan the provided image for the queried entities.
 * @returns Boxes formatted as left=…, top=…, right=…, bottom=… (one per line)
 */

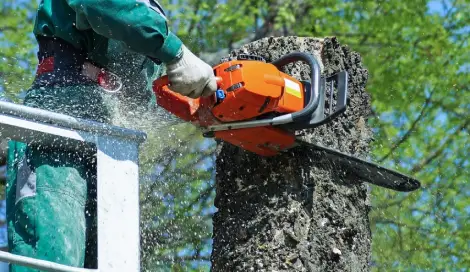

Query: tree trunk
left=211, top=36, right=373, bottom=272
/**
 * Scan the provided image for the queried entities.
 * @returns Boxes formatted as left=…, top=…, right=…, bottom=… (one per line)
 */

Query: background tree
left=0, top=0, right=37, bottom=102
left=163, top=1, right=470, bottom=270
left=139, top=123, right=216, bottom=271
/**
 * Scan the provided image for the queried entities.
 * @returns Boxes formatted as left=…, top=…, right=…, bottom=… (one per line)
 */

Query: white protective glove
left=165, top=45, right=218, bottom=98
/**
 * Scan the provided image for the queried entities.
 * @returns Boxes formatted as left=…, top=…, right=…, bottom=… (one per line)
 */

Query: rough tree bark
left=211, top=36, right=373, bottom=272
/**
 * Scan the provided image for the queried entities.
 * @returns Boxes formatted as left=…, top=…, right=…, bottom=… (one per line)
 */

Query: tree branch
left=253, top=0, right=281, bottom=40
left=0, top=26, right=15, bottom=32
left=410, top=119, right=470, bottom=174
left=431, top=99, right=468, bottom=120
left=155, top=255, right=210, bottom=263
left=186, top=0, right=202, bottom=35
left=379, top=92, right=434, bottom=163
left=186, top=186, right=214, bottom=210
left=373, top=197, right=407, bottom=210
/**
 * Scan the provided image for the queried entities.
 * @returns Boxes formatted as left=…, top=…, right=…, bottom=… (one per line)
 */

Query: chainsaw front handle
left=271, top=52, right=321, bottom=123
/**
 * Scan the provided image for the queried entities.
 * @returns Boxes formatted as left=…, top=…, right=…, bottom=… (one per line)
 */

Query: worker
left=5, top=1, right=217, bottom=271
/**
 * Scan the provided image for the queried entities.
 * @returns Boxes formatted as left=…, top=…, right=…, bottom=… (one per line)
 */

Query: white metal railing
left=0, top=101, right=146, bottom=272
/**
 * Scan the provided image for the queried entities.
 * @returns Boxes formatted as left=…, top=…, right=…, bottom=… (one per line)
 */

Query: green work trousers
left=5, top=83, right=111, bottom=271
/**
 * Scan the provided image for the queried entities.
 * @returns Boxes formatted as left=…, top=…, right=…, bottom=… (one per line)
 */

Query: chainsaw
left=152, top=52, right=421, bottom=192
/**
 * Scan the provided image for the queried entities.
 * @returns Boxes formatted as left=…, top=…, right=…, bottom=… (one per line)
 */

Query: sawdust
left=211, top=36, right=372, bottom=272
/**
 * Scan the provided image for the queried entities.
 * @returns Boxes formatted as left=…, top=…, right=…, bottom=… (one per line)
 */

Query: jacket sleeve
left=66, top=0, right=182, bottom=63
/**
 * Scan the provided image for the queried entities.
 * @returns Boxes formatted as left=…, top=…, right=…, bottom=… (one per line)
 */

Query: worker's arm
left=66, top=0, right=217, bottom=97
left=66, top=0, right=181, bottom=63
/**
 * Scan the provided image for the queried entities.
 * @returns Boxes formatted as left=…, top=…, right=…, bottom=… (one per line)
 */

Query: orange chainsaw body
left=153, top=59, right=306, bottom=156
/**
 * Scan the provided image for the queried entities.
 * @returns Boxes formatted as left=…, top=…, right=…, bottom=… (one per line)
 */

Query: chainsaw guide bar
left=153, top=52, right=422, bottom=193
left=292, top=139, right=421, bottom=192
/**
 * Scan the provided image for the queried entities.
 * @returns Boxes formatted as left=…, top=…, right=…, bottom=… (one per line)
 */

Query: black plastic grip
left=271, top=52, right=321, bottom=122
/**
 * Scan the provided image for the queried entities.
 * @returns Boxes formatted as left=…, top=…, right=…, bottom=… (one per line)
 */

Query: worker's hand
left=165, top=45, right=217, bottom=98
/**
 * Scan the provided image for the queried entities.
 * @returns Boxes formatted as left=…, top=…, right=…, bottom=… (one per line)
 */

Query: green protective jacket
left=6, top=1, right=181, bottom=271
left=35, top=0, right=183, bottom=65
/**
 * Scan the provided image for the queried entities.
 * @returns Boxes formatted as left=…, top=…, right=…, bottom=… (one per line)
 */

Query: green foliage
left=2, top=0, right=469, bottom=271
left=159, top=0, right=261, bottom=52
left=292, top=1, right=470, bottom=270
left=159, top=0, right=470, bottom=270
left=139, top=123, right=215, bottom=271
left=0, top=0, right=37, bottom=101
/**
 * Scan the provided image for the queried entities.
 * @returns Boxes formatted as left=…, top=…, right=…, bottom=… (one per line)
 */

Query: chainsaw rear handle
left=153, top=75, right=223, bottom=122
left=271, top=52, right=321, bottom=123
left=153, top=75, right=223, bottom=95
left=154, top=75, right=170, bottom=88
